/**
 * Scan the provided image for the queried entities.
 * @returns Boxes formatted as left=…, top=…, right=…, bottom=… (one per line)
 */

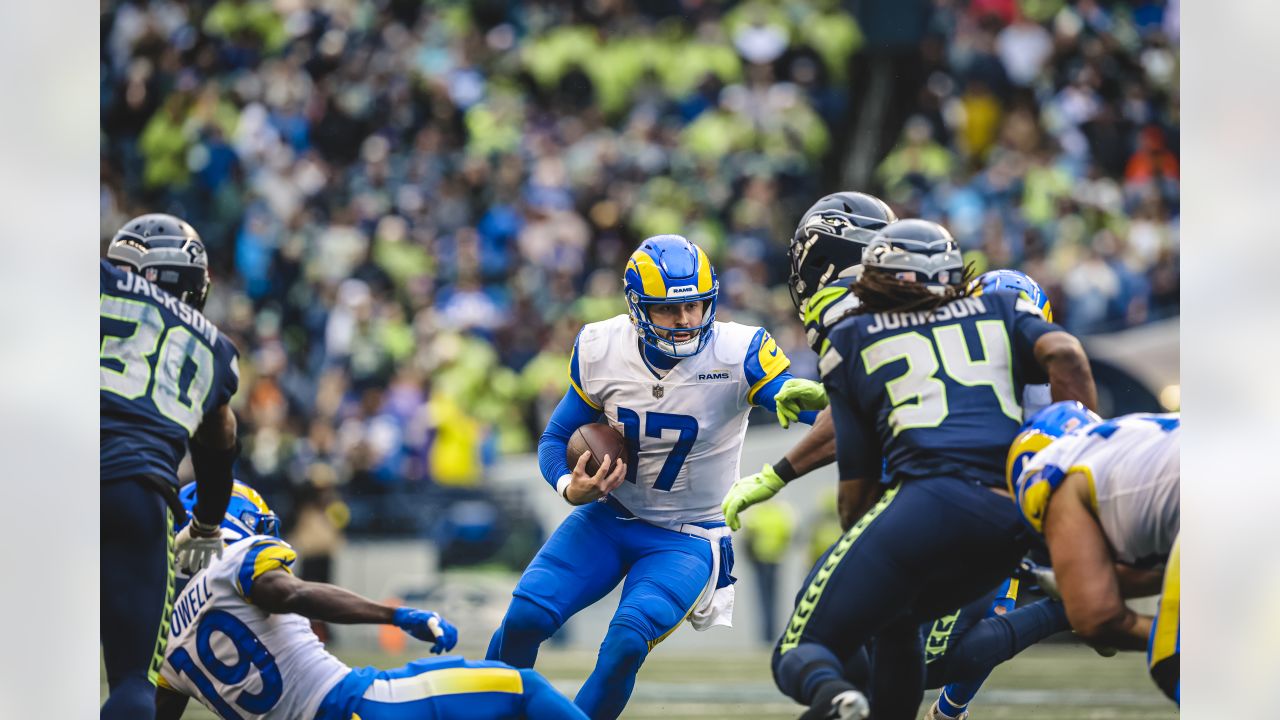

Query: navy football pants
left=101, top=479, right=173, bottom=720
left=772, top=477, right=1029, bottom=720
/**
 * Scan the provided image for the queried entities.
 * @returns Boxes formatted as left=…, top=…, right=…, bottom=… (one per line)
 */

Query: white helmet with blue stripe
left=623, top=235, right=719, bottom=358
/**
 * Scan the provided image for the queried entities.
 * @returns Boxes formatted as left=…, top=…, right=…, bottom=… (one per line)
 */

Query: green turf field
left=108, top=642, right=1176, bottom=719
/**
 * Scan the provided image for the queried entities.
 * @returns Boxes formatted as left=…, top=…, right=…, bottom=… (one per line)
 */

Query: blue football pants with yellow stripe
left=487, top=501, right=713, bottom=720
left=772, top=478, right=1029, bottom=720
left=1148, top=534, right=1180, bottom=704
left=101, top=479, right=174, bottom=720
left=316, top=656, right=587, bottom=720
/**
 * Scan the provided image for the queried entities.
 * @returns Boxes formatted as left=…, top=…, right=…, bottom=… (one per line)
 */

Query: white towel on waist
left=678, top=524, right=735, bottom=631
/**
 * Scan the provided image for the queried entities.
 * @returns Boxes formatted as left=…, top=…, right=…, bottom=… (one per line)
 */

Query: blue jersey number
left=616, top=408, right=699, bottom=492
left=169, top=609, right=283, bottom=719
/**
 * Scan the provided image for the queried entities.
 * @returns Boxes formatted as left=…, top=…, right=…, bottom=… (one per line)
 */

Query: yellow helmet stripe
left=629, top=252, right=667, bottom=297
left=233, top=481, right=271, bottom=515
left=696, top=245, right=713, bottom=293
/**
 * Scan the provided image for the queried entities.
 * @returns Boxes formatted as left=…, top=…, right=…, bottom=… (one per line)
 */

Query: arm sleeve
left=743, top=328, right=791, bottom=405
left=829, top=383, right=882, bottom=481
left=1007, top=293, right=1064, bottom=384
left=537, top=387, right=603, bottom=488
left=751, top=370, right=820, bottom=425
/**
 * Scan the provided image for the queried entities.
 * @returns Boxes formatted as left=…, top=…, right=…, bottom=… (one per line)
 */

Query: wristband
left=188, top=515, right=222, bottom=535
left=555, top=474, right=574, bottom=502
left=773, top=457, right=798, bottom=484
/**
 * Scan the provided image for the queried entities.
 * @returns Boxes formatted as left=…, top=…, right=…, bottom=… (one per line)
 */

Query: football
left=567, top=423, right=629, bottom=476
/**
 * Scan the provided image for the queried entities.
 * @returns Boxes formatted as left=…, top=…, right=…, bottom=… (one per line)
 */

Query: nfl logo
left=652, top=384, right=664, bottom=399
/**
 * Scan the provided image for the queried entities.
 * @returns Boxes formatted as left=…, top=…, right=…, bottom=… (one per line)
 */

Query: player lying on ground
left=156, top=480, right=587, bottom=720
left=1010, top=403, right=1180, bottom=704
left=769, top=219, right=1098, bottom=720
left=101, top=214, right=241, bottom=720
left=486, top=234, right=818, bottom=720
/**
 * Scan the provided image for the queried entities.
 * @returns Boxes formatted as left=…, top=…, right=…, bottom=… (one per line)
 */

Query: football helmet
left=861, top=219, right=965, bottom=290
left=623, top=235, right=718, bottom=358
left=969, top=269, right=1054, bottom=322
left=1006, top=400, right=1102, bottom=500
left=788, top=192, right=896, bottom=313
left=108, top=213, right=211, bottom=310
left=176, top=479, right=281, bottom=544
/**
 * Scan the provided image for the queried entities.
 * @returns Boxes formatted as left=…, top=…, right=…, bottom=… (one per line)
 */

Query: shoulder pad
left=711, top=322, right=758, bottom=365
left=578, top=316, right=626, bottom=364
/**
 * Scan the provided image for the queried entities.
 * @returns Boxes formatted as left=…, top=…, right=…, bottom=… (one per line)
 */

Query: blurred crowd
left=100, top=0, right=1179, bottom=533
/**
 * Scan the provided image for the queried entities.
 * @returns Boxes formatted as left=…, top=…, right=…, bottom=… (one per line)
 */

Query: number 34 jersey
left=572, top=315, right=790, bottom=528
left=100, top=259, right=240, bottom=485
left=821, top=291, right=1060, bottom=488
left=158, top=536, right=350, bottom=720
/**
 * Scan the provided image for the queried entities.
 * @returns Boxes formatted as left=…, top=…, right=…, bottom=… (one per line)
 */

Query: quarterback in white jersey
left=486, top=235, right=815, bottom=720
left=1009, top=403, right=1180, bottom=704
left=156, top=481, right=587, bottom=720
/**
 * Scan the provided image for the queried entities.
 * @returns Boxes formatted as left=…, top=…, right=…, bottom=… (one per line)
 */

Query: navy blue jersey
left=100, top=260, right=239, bottom=485
left=821, top=291, right=1059, bottom=487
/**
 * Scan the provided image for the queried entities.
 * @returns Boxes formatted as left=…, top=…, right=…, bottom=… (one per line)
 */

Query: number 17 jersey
left=821, top=291, right=1061, bottom=488
left=100, top=259, right=240, bottom=486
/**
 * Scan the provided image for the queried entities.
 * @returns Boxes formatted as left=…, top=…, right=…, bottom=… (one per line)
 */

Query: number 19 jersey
left=100, top=259, right=240, bottom=485
left=158, top=536, right=350, bottom=719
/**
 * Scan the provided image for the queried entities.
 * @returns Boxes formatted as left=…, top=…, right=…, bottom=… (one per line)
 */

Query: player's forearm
left=1034, top=332, right=1098, bottom=411
left=263, top=578, right=397, bottom=625
left=1070, top=604, right=1151, bottom=651
left=837, top=477, right=879, bottom=530
left=190, top=404, right=238, bottom=526
left=783, top=407, right=837, bottom=477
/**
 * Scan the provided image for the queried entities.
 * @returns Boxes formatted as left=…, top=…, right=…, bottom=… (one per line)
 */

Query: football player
left=1010, top=403, right=1180, bottom=704
left=769, top=219, right=1097, bottom=719
left=100, top=214, right=240, bottom=720
left=731, top=258, right=1067, bottom=719
left=155, top=481, right=588, bottom=720
left=486, top=235, right=818, bottom=719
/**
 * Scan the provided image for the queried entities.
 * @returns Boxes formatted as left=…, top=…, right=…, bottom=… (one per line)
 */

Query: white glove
left=174, top=520, right=224, bottom=573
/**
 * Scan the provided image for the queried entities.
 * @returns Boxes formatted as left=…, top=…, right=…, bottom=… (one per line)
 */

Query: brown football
left=567, top=423, right=629, bottom=476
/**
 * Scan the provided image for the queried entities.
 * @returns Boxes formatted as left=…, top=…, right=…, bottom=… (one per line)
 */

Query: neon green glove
left=722, top=464, right=787, bottom=531
left=775, top=378, right=828, bottom=428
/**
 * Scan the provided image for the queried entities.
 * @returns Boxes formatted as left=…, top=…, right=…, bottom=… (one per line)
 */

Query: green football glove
left=775, top=378, right=829, bottom=428
left=722, top=465, right=787, bottom=531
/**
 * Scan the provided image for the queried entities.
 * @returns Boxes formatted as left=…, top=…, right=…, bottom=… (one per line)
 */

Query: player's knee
left=503, top=596, right=561, bottom=641
left=596, top=624, right=649, bottom=679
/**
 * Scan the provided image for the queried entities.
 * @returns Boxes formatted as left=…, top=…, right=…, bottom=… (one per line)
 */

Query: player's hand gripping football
left=722, top=464, right=787, bottom=531
left=565, top=450, right=627, bottom=506
left=775, top=378, right=829, bottom=428
left=174, top=519, right=225, bottom=573
left=393, top=608, right=459, bottom=654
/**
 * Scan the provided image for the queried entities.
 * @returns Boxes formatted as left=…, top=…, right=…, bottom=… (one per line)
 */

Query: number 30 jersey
left=572, top=315, right=790, bottom=528
left=100, top=260, right=240, bottom=486
left=821, top=291, right=1060, bottom=488
left=158, top=536, right=350, bottom=719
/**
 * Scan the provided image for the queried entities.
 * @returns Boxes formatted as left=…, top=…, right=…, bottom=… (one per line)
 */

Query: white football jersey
left=573, top=315, right=789, bottom=528
left=158, top=536, right=350, bottom=719
left=1020, top=414, right=1180, bottom=567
